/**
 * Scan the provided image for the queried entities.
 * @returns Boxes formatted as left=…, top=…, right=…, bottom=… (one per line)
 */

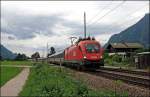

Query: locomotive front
left=64, top=37, right=104, bottom=69
left=78, top=39, right=104, bottom=68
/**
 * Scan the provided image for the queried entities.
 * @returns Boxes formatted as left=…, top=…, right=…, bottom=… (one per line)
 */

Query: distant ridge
left=0, top=44, right=17, bottom=60
left=104, top=13, right=150, bottom=49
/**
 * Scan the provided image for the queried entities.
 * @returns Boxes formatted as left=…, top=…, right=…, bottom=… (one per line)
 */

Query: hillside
left=0, top=44, right=17, bottom=60
left=104, top=13, right=150, bottom=49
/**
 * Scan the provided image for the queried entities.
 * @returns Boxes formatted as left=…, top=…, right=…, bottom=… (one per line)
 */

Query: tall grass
left=20, top=64, right=128, bottom=97
left=20, top=64, right=90, bottom=96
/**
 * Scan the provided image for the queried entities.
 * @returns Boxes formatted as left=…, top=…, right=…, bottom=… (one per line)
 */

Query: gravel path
left=70, top=70, right=150, bottom=97
left=0, top=68, right=30, bottom=96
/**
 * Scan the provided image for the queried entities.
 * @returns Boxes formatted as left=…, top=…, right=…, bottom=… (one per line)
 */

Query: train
left=47, top=37, right=104, bottom=70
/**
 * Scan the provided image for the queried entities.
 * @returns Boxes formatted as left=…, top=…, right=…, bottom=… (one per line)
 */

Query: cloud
left=1, top=1, right=149, bottom=56
left=1, top=12, right=65, bottom=39
left=1, top=32, right=71, bottom=56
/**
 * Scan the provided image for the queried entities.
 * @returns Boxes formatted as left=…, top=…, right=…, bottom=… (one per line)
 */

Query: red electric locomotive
left=64, top=37, right=104, bottom=69
left=48, top=12, right=104, bottom=70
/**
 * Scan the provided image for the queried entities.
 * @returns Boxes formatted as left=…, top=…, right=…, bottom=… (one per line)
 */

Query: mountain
left=104, top=13, right=150, bottom=49
left=0, top=44, right=17, bottom=60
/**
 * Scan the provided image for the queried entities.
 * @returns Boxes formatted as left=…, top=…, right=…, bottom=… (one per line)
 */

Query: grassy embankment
left=0, top=60, right=35, bottom=66
left=20, top=64, right=128, bottom=97
left=0, top=67, right=23, bottom=86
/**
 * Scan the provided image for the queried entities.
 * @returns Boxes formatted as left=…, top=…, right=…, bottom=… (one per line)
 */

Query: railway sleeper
left=93, top=71, right=150, bottom=88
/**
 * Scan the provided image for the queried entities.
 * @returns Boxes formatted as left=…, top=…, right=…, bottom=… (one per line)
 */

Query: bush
left=112, top=54, right=122, bottom=62
left=105, top=54, right=135, bottom=68
left=104, top=52, right=109, bottom=59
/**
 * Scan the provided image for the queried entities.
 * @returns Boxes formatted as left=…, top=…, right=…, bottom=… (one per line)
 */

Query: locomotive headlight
left=100, top=56, right=103, bottom=59
left=83, top=56, right=87, bottom=59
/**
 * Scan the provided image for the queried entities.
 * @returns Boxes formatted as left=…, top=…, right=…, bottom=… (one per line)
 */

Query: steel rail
left=100, top=67, right=150, bottom=77
left=89, top=69, right=150, bottom=88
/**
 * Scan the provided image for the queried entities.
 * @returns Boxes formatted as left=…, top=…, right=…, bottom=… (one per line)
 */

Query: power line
left=109, top=15, right=145, bottom=33
left=84, top=12, right=86, bottom=38
left=88, top=1, right=126, bottom=27
left=102, top=4, right=148, bottom=34
left=87, top=1, right=113, bottom=25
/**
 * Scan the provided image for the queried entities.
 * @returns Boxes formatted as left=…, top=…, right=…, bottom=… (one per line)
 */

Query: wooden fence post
left=60, top=59, right=62, bottom=72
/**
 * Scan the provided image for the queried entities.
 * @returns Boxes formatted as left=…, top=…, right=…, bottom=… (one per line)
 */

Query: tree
left=50, top=47, right=56, bottom=54
left=15, top=53, right=28, bottom=61
left=47, top=47, right=56, bottom=58
left=31, top=52, right=40, bottom=61
left=0, top=55, right=3, bottom=60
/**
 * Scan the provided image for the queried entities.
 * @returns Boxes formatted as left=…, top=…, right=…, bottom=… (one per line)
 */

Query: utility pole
left=47, top=43, right=48, bottom=57
left=84, top=12, right=86, bottom=39
left=46, top=43, right=48, bottom=63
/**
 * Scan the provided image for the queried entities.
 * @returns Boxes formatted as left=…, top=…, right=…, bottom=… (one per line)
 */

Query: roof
left=124, top=43, right=144, bottom=48
left=110, top=43, right=127, bottom=48
left=49, top=51, right=64, bottom=58
left=108, top=42, right=143, bottom=49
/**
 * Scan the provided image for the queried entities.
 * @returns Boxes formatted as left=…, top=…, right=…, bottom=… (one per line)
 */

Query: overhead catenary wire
left=87, top=1, right=113, bottom=25
left=102, top=16, right=145, bottom=36
left=101, top=4, right=148, bottom=34
left=87, top=0, right=126, bottom=27
left=46, top=1, right=148, bottom=55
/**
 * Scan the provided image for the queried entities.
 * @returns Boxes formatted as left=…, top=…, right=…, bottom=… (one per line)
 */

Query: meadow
left=0, top=60, right=34, bottom=66
left=0, top=67, right=23, bottom=86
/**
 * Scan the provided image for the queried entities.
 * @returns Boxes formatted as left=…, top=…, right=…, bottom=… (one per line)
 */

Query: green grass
left=0, top=67, right=23, bottom=86
left=19, top=64, right=128, bottom=97
left=0, top=60, right=34, bottom=66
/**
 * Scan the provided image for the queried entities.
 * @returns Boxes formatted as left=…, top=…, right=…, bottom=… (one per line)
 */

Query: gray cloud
left=1, top=1, right=148, bottom=56
left=1, top=7, right=128, bottom=41
left=1, top=12, right=65, bottom=39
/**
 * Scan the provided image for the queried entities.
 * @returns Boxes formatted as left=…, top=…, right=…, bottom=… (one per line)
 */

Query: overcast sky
left=1, top=1, right=149, bottom=57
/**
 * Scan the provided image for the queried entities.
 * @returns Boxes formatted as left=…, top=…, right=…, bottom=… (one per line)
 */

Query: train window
left=85, top=44, right=99, bottom=53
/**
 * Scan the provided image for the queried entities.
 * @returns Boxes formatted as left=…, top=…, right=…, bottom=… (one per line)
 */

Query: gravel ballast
left=69, top=69, right=150, bottom=97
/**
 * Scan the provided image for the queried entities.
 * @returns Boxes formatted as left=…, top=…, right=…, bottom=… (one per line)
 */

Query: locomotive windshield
left=85, top=44, right=99, bottom=53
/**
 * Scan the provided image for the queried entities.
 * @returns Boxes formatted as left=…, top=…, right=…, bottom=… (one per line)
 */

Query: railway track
left=88, top=67, right=150, bottom=88
left=49, top=62, right=150, bottom=88
left=101, top=67, right=150, bottom=76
